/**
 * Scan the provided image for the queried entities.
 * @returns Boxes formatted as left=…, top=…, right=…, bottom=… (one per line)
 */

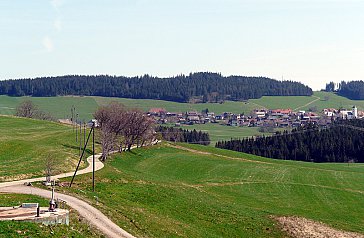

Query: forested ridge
left=0, top=73, right=312, bottom=102
left=326, top=80, right=364, bottom=100
left=216, top=119, right=364, bottom=163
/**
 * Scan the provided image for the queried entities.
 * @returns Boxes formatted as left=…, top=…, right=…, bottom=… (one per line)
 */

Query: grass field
left=2, top=92, right=364, bottom=146
left=250, top=95, right=314, bottom=110
left=306, top=91, right=364, bottom=111
left=0, top=96, right=98, bottom=120
left=170, top=123, right=281, bottom=145
left=57, top=143, right=364, bottom=238
left=0, top=116, right=90, bottom=182
left=0, top=95, right=256, bottom=120
left=0, top=194, right=102, bottom=238
left=2, top=92, right=364, bottom=120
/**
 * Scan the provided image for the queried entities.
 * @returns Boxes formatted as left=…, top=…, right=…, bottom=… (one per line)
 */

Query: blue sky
left=1, top=0, right=364, bottom=90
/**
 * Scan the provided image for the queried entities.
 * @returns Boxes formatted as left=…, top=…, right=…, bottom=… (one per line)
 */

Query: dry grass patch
left=276, top=216, right=364, bottom=238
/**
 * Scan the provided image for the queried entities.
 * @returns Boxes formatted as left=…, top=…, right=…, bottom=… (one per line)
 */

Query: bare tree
left=94, top=102, right=126, bottom=161
left=99, top=126, right=117, bottom=161
left=94, top=102, right=156, bottom=159
left=44, top=154, right=57, bottom=184
left=15, top=100, right=54, bottom=121
left=139, top=125, right=156, bottom=147
left=16, top=100, right=37, bottom=118
left=121, top=109, right=155, bottom=151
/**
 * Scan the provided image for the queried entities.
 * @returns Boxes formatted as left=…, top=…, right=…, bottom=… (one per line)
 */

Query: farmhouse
left=148, top=108, right=167, bottom=116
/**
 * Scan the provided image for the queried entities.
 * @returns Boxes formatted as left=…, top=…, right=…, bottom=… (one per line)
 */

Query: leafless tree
left=99, top=125, right=117, bottom=161
left=94, top=102, right=127, bottom=160
left=94, top=102, right=156, bottom=159
left=121, top=109, right=155, bottom=151
left=15, top=100, right=37, bottom=118
left=15, top=100, right=54, bottom=121
left=44, top=154, right=57, bottom=183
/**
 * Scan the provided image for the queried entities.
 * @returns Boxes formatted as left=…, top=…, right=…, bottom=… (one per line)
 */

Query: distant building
left=323, top=108, right=338, bottom=117
left=339, top=106, right=357, bottom=119
left=253, top=109, right=267, bottom=118
left=148, top=108, right=167, bottom=116
left=270, top=109, right=292, bottom=116
left=87, top=119, right=99, bottom=127
left=353, top=105, right=358, bottom=118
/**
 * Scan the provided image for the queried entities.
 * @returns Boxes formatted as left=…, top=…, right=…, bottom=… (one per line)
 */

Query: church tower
left=352, top=105, right=358, bottom=118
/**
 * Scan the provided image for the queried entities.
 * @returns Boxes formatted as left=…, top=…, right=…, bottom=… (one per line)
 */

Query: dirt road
left=0, top=152, right=136, bottom=238
left=294, top=95, right=321, bottom=111
left=0, top=185, right=135, bottom=238
left=0, top=154, right=104, bottom=188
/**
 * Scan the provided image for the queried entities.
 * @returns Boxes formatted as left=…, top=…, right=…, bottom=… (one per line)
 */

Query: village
left=148, top=105, right=363, bottom=129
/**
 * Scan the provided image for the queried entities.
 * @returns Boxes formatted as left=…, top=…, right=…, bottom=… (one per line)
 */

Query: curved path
left=293, top=95, right=321, bottom=111
left=0, top=152, right=136, bottom=238
left=0, top=154, right=104, bottom=188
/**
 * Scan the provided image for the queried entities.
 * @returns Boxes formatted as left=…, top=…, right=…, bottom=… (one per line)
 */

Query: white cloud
left=54, top=18, right=62, bottom=31
left=42, top=36, right=54, bottom=52
left=51, top=0, right=63, bottom=9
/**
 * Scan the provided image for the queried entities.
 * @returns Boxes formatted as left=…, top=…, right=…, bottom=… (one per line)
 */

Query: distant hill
left=0, top=72, right=312, bottom=103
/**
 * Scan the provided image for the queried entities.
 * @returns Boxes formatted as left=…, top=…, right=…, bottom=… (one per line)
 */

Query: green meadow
left=1, top=92, right=364, bottom=146
left=58, top=143, right=364, bottom=238
left=0, top=194, right=102, bottom=238
left=306, top=91, right=364, bottom=111
left=0, top=116, right=90, bottom=181
left=1, top=92, right=363, bottom=121
left=172, top=123, right=281, bottom=145
left=0, top=95, right=255, bottom=120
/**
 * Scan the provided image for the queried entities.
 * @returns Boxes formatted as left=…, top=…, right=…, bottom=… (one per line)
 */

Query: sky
left=1, top=0, right=364, bottom=90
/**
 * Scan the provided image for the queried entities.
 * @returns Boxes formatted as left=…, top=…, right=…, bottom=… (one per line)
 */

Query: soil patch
left=276, top=216, right=364, bottom=238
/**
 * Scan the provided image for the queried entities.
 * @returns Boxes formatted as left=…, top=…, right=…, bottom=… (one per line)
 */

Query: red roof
left=270, top=109, right=292, bottom=114
left=149, top=108, right=166, bottom=114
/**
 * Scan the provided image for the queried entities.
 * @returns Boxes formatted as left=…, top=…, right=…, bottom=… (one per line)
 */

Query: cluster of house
left=148, top=106, right=363, bottom=128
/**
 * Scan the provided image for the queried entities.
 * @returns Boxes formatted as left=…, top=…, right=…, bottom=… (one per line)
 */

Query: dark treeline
left=216, top=120, right=364, bottom=163
left=156, top=126, right=210, bottom=146
left=0, top=73, right=312, bottom=102
left=326, top=80, right=364, bottom=100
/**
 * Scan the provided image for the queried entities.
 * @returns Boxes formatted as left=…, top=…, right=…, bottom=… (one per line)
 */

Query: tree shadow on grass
left=61, top=144, right=93, bottom=155
left=127, top=150, right=137, bottom=155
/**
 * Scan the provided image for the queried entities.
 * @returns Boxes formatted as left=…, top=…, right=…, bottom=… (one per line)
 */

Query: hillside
left=2, top=92, right=364, bottom=121
left=0, top=73, right=312, bottom=102
left=0, top=116, right=90, bottom=181
left=2, top=92, right=364, bottom=145
left=57, top=143, right=364, bottom=238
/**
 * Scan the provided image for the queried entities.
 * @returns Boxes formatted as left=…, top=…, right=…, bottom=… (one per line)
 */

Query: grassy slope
left=0, top=194, right=102, bottom=238
left=94, top=97, right=258, bottom=115
left=0, top=96, right=98, bottom=120
left=1, top=92, right=364, bottom=145
left=308, top=91, right=364, bottom=111
left=173, top=123, right=281, bottom=145
left=58, top=143, right=364, bottom=238
left=250, top=95, right=314, bottom=110
left=0, top=95, right=255, bottom=119
left=2, top=92, right=363, bottom=120
left=0, top=116, right=90, bottom=181
left=0, top=96, right=20, bottom=115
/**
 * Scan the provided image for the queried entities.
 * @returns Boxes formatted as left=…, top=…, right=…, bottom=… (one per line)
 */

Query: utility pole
left=92, top=122, right=95, bottom=192
left=70, top=122, right=95, bottom=190
left=79, top=121, right=82, bottom=156
left=84, top=122, right=86, bottom=147
left=75, top=113, right=78, bottom=143
left=71, top=107, right=74, bottom=132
